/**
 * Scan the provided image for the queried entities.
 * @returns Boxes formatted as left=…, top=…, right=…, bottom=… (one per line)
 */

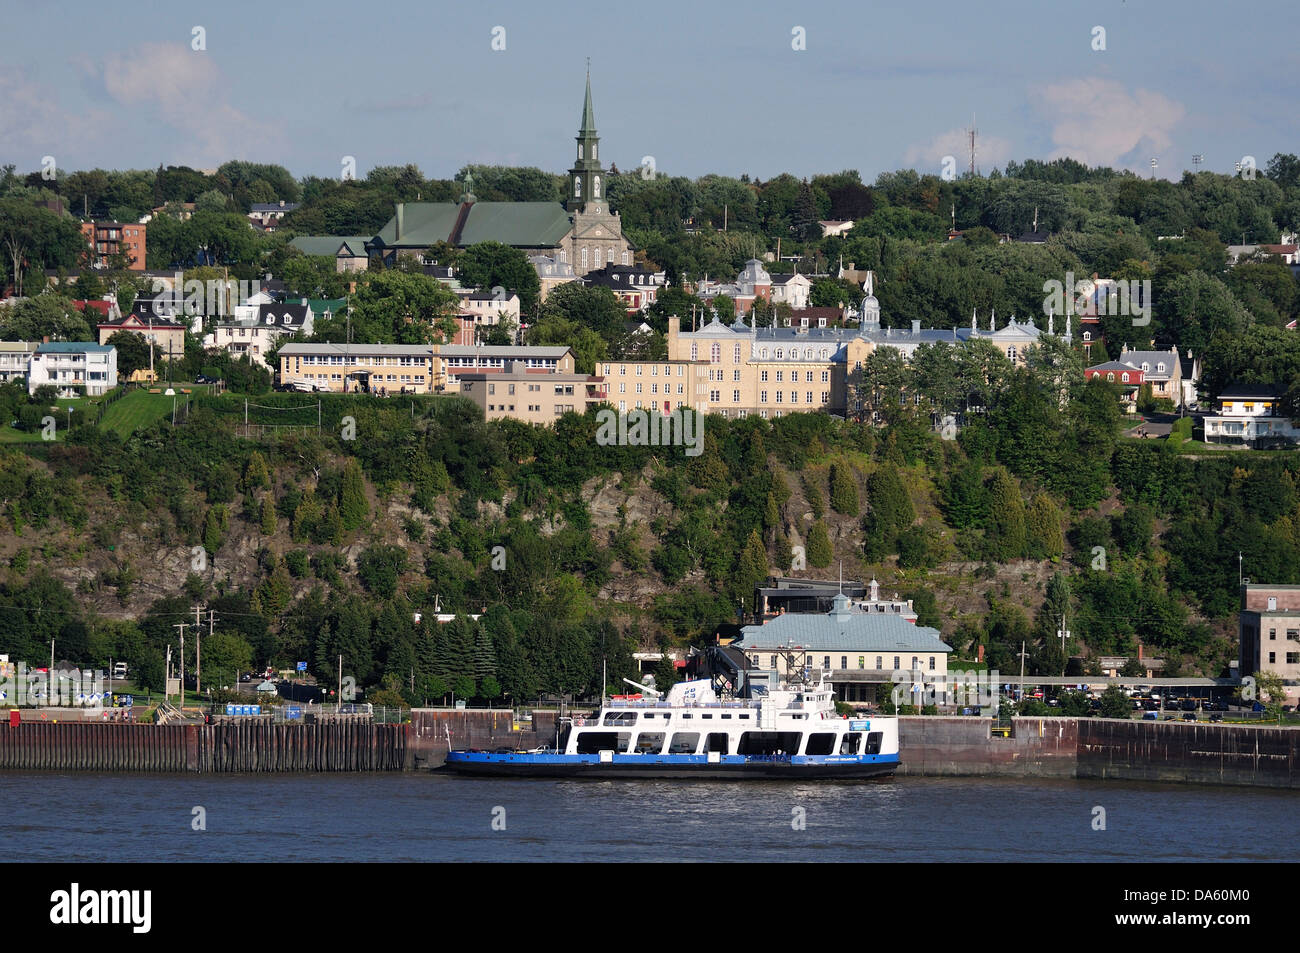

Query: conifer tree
left=339, top=458, right=368, bottom=531
left=985, top=468, right=1027, bottom=561
left=807, top=520, right=834, bottom=567
left=259, top=495, right=277, bottom=536
left=829, top=462, right=860, bottom=515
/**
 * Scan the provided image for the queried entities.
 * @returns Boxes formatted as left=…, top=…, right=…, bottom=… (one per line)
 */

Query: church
left=367, top=71, right=634, bottom=276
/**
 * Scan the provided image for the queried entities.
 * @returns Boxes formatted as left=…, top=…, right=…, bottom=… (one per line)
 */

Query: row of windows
left=616, top=400, right=686, bottom=411
left=752, top=653, right=938, bottom=671
left=574, top=729, right=882, bottom=756
left=620, top=382, right=686, bottom=395
left=757, top=391, right=832, bottom=405
left=1266, top=652, right=1300, bottom=664
left=760, top=370, right=829, bottom=383
left=297, top=355, right=426, bottom=366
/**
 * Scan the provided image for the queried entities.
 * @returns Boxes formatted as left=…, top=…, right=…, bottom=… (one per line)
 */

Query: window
left=602, top=711, right=637, bottom=727
left=733, top=390, right=740, bottom=402
left=823, top=656, right=830, bottom=669
left=776, top=371, right=783, bottom=382
left=633, top=732, right=664, bottom=753
left=876, top=656, right=882, bottom=669
left=769, top=656, right=776, bottom=669
left=761, top=370, right=768, bottom=382
left=669, top=732, right=700, bottom=754
left=760, top=390, right=768, bottom=403
left=734, top=344, right=741, bottom=363
left=1269, top=652, right=1276, bottom=663
left=929, top=656, right=936, bottom=670
left=840, top=733, right=862, bottom=755
left=576, top=732, right=630, bottom=754
left=840, top=656, right=847, bottom=669
left=805, top=734, right=836, bottom=756
left=806, top=371, right=813, bottom=383
left=893, top=656, right=900, bottom=669
left=691, top=343, right=698, bottom=360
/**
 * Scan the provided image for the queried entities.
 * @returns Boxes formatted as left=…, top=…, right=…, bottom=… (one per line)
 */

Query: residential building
left=367, top=72, right=633, bottom=275
left=1117, top=344, right=1183, bottom=407
left=98, top=300, right=188, bottom=357
left=459, top=368, right=608, bottom=423
left=0, top=342, right=39, bottom=383
left=770, top=272, right=813, bottom=310
left=1238, top=584, right=1300, bottom=702
left=249, top=201, right=300, bottom=231
left=203, top=303, right=314, bottom=367
left=1203, top=384, right=1300, bottom=447
left=80, top=221, right=146, bottom=270
left=582, top=263, right=665, bottom=312
left=456, top=290, right=521, bottom=326
left=288, top=236, right=371, bottom=272
left=1084, top=360, right=1145, bottom=411
left=27, top=342, right=117, bottom=396
left=735, top=593, right=952, bottom=705
left=529, top=255, right=579, bottom=303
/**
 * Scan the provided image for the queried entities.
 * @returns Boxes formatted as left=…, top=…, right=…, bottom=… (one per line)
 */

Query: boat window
left=705, top=732, right=730, bottom=754
left=721, top=713, right=732, bottom=719
left=840, top=732, right=862, bottom=755
left=737, top=732, right=803, bottom=756
left=576, top=731, right=631, bottom=754
left=682, top=713, right=692, bottom=719
left=864, top=731, right=884, bottom=755
left=603, top=711, right=637, bottom=727
left=634, top=732, right=666, bottom=754
left=702, top=713, right=713, bottom=719
left=669, top=732, right=700, bottom=754
left=804, top=733, right=836, bottom=755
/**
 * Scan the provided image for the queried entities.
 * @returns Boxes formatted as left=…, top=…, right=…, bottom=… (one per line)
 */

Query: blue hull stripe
left=446, top=752, right=901, bottom=767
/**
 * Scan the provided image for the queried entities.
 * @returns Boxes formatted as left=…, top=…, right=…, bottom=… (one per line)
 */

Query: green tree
left=339, top=458, right=369, bottom=531
left=806, top=521, right=833, bottom=567
left=1098, top=685, right=1132, bottom=719
left=985, top=468, right=1026, bottom=561
left=828, top=462, right=859, bottom=515
left=457, top=241, right=542, bottom=315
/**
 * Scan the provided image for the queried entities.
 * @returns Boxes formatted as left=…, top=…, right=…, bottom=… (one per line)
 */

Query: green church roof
left=372, top=202, right=572, bottom=251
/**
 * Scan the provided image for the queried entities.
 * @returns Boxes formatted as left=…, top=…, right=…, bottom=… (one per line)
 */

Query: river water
left=1, top=772, right=1290, bottom=862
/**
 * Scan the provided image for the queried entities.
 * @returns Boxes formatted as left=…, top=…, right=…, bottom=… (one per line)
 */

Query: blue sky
left=3, top=0, right=1297, bottom=183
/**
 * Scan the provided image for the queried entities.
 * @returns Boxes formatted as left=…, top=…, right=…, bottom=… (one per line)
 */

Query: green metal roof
left=372, top=202, right=572, bottom=250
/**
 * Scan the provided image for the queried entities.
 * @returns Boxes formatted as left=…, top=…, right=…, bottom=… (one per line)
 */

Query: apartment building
left=277, top=342, right=574, bottom=394
left=458, top=368, right=608, bottom=424
left=80, top=221, right=147, bottom=270
left=1238, top=584, right=1300, bottom=701
left=27, top=342, right=118, bottom=396
left=0, top=342, right=39, bottom=383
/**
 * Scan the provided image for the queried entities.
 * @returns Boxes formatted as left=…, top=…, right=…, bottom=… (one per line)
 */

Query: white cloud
left=1035, top=78, right=1185, bottom=170
left=92, top=42, right=277, bottom=167
left=903, top=126, right=1014, bottom=175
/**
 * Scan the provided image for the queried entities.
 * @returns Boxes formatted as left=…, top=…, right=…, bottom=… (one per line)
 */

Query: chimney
left=977, top=644, right=985, bottom=664
left=1137, top=643, right=1144, bottom=661
left=911, top=319, right=921, bottom=334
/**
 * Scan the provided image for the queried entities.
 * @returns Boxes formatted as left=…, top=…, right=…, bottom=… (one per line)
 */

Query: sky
left=2, top=0, right=1297, bottom=185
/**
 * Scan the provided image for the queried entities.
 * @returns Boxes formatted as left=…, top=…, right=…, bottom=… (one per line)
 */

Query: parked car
left=290, top=380, right=318, bottom=393
left=195, top=374, right=217, bottom=384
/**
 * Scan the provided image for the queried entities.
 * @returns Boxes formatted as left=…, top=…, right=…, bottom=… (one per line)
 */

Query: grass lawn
left=97, top=388, right=184, bottom=438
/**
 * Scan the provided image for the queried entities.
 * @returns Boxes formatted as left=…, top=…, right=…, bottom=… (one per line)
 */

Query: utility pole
left=337, top=654, right=343, bottom=711
left=1018, top=641, right=1028, bottom=702
left=192, top=604, right=204, bottom=697
left=204, top=607, right=215, bottom=696
left=175, top=622, right=186, bottom=707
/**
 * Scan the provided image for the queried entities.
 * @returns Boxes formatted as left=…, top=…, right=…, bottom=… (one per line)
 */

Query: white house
left=203, top=303, right=314, bottom=368
left=1204, top=384, right=1300, bottom=447
left=27, top=342, right=117, bottom=396
left=770, top=272, right=812, bottom=309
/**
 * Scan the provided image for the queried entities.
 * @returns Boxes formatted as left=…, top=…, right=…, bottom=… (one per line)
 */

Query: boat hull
left=442, top=752, right=899, bottom=780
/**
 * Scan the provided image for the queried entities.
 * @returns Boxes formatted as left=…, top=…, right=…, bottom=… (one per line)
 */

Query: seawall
left=897, top=717, right=1300, bottom=789
left=0, top=720, right=406, bottom=773
left=1, top=714, right=1296, bottom=787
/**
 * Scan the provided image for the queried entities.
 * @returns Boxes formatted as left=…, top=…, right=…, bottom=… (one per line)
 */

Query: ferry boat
left=443, top=669, right=899, bottom=780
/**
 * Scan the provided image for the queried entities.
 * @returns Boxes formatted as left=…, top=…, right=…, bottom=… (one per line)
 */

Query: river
left=0, top=773, right=1288, bottom=862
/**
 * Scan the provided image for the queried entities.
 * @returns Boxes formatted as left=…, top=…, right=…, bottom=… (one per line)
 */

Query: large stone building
left=598, top=283, right=1065, bottom=419
left=367, top=72, right=633, bottom=276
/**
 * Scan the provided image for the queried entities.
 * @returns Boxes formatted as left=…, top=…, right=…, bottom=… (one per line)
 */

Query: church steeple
left=568, top=64, right=603, bottom=213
